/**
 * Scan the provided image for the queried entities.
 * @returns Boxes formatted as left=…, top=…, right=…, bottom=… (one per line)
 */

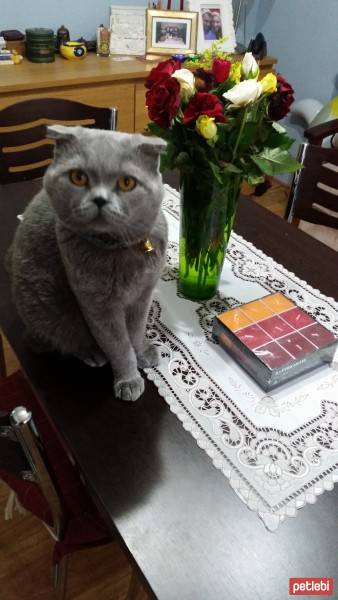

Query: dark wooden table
left=1, top=181, right=338, bottom=600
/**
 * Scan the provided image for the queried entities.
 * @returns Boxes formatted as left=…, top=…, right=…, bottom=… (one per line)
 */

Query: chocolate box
left=212, top=292, right=338, bottom=391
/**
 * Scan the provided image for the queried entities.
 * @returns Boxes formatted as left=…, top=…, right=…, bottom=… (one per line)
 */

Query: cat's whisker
left=102, top=208, right=128, bottom=223
left=72, top=206, right=95, bottom=218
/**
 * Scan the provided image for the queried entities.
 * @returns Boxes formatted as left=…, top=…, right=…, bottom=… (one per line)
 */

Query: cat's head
left=44, top=126, right=166, bottom=242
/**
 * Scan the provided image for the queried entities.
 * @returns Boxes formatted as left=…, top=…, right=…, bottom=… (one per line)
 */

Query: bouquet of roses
left=145, top=50, right=299, bottom=186
left=145, top=49, right=298, bottom=299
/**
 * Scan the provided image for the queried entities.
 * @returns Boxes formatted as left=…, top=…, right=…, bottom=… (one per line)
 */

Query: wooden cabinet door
left=0, top=83, right=135, bottom=133
left=135, top=82, right=149, bottom=133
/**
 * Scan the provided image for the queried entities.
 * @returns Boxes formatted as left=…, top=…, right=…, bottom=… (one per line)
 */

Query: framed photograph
left=186, top=0, right=235, bottom=53
left=146, top=9, right=198, bottom=56
left=110, top=6, right=147, bottom=56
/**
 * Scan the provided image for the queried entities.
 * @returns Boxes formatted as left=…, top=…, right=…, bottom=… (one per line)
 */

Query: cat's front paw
left=137, top=342, right=160, bottom=369
left=114, top=374, right=145, bottom=402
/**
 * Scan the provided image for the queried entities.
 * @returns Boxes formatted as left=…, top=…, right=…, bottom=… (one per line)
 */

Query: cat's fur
left=9, top=126, right=168, bottom=402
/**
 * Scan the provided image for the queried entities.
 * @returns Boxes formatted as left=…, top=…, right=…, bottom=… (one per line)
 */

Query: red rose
left=145, top=58, right=181, bottom=90
left=212, top=59, right=231, bottom=84
left=146, top=77, right=180, bottom=128
left=183, top=92, right=226, bottom=125
left=268, top=74, right=295, bottom=121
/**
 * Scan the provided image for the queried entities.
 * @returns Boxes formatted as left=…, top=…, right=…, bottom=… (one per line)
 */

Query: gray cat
left=9, top=126, right=168, bottom=402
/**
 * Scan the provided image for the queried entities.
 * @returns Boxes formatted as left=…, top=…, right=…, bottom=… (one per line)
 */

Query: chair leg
left=53, top=555, right=69, bottom=600
left=126, top=568, right=143, bottom=600
left=0, top=333, right=6, bottom=377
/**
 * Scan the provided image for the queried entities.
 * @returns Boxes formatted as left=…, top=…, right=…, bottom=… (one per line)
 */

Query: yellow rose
left=229, top=61, right=242, bottom=84
left=261, top=73, right=277, bottom=94
left=196, top=115, right=218, bottom=140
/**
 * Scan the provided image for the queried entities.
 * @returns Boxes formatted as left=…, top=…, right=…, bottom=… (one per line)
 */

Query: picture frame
left=146, top=9, right=198, bottom=56
left=110, top=6, right=147, bottom=56
left=186, top=0, right=235, bottom=53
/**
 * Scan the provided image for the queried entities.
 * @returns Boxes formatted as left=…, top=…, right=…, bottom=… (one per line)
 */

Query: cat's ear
left=138, top=136, right=167, bottom=156
left=46, top=124, right=77, bottom=141
left=46, top=125, right=80, bottom=158
left=137, top=137, right=167, bottom=169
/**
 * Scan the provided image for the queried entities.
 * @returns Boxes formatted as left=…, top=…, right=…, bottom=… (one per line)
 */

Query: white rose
left=241, top=52, right=259, bottom=80
left=172, top=68, right=195, bottom=102
left=223, top=79, right=262, bottom=107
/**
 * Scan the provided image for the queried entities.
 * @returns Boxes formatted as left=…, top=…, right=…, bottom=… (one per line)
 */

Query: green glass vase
left=178, top=172, right=240, bottom=300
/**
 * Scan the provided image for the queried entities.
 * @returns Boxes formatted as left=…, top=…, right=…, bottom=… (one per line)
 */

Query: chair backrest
left=286, top=138, right=338, bottom=229
left=0, top=98, right=118, bottom=184
left=304, top=118, right=338, bottom=146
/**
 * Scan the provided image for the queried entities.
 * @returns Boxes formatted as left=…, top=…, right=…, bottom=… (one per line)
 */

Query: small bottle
left=56, top=24, right=70, bottom=49
left=96, top=24, right=110, bottom=57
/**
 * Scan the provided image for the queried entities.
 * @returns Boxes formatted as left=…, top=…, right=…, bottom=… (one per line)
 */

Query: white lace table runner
left=146, top=184, right=338, bottom=531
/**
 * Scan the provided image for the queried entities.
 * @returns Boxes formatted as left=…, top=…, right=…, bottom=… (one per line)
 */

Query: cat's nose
left=93, top=197, right=108, bottom=209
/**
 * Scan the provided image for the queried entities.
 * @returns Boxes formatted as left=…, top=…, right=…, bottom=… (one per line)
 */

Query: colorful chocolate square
left=236, top=324, right=272, bottom=350
left=241, top=299, right=274, bottom=322
left=254, top=341, right=292, bottom=369
left=281, top=307, right=314, bottom=329
left=301, top=323, right=337, bottom=348
left=260, top=292, right=294, bottom=313
left=278, top=332, right=316, bottom=359
left=259, top=315, right=294, bottom=339
left=218, top=308, right=252, bottom=331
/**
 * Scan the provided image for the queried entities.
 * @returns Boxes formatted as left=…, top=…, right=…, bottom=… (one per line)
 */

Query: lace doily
left=145, top=185, right=338, bottom=531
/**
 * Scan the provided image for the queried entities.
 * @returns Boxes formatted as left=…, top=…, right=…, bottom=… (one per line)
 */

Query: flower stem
left=232, top=106, right=248, bottom=163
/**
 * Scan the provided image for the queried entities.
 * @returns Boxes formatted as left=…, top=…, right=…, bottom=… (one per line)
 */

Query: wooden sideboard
left=0, top=54, right=277, bottom=133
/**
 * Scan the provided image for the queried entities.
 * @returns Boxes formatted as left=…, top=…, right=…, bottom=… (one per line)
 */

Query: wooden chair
left=0, top=371, right=144, bottom=600
left=0, top=97, right=118, bottom=183
left=0, top=371, right=112, bottom=598
left=0, top=98, right=118, bottom=375
left=285, top=120, right=338, bottom=242
left=0, top=371, right=145, bottom=599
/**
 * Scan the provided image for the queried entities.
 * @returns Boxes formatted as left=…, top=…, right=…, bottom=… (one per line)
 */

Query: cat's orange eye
left=69, top=169, right=89, bottom=187
left=117, top=175, right=136, bottom=192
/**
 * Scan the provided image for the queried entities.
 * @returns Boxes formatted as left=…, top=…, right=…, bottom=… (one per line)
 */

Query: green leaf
left=264, top=128, right=295, bottom=151
left=217, top=121, right=234, bottom=132
left=251, top=147, right=302, bottom=176
left=146, top=122, right=167, bottom=137
left=245, top=96, right=268, bottom=123
left=220, top=162, right=242, bottom=174
left=209, top=161, right=223, bottom=184
left=235, top=122, right=260, bottom=152
left=213, top=79, right=234, bottom=97
left=216, top=122, right=233, bottom=154
left=160, top=141, right=178, bottom=171
left=191, top=144, right=209, bottom=169
left=247, top=173, right=265, bottom=186
left=272, top=122, right=287, bottom=134
left=175, top=151, right=193, bottom=173
left=237, top=156, right=265, bottom=185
